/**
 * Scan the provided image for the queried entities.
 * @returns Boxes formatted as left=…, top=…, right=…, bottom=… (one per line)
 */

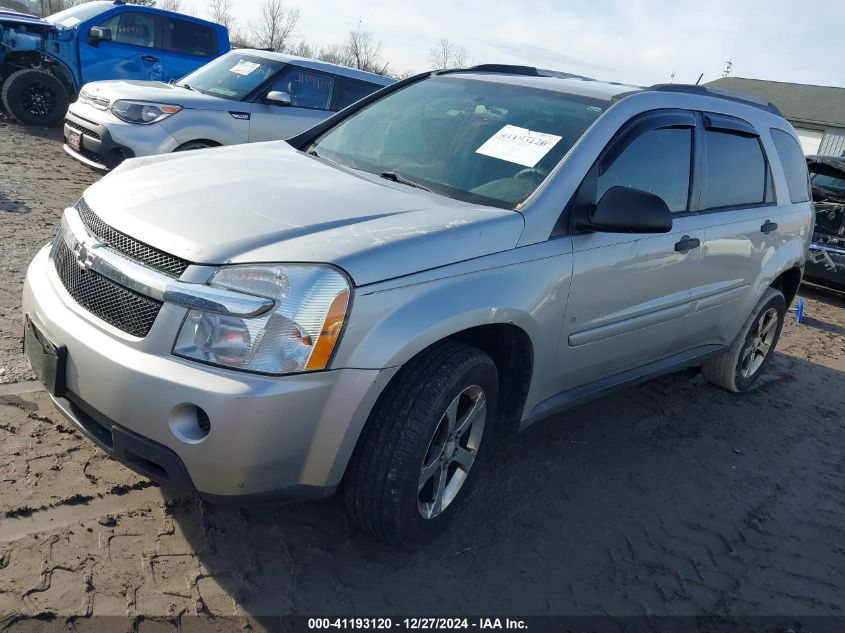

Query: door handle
left=141, top=55, right=160, bottom=63
left=674, top=235, right=701, bottom=253
left=761, top=220, right=778, bottom=234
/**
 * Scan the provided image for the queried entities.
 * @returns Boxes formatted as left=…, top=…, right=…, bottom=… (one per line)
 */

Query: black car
left=805, top=155, right=845, bottom=290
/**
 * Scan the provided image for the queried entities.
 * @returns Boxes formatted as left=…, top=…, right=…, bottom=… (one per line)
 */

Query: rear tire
left=1, top=69, right=69, bottom=127
left=344, top=340, right=498, bottom=548
left=701, top=287, right=786, bottom=392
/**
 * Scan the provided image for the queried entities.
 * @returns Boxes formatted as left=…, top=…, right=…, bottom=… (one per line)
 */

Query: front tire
left=701, top=287, right=786, bottom=392
left=1, top=69, right=69, bottom=127
left=344, top=340, right=498, bottom=548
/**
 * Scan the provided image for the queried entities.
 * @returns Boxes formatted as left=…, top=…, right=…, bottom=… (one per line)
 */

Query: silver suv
left=23, top=65, right=813, bottom=546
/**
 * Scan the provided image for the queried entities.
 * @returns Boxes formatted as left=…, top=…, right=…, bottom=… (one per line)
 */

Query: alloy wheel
left=740, top=307, right=779, bottom=378
left=417, top=385, right=486, bottom=520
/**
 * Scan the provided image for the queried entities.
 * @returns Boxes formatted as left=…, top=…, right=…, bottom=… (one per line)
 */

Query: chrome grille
left=53, top=237, right=162, bottom=338
left=77, top=199, right=190, bottom=277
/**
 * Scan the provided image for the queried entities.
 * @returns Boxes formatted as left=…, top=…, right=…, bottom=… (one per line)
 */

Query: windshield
left=177, top=53, right=285, bottom=101
left=811, top=171, right=845, bottom=195
left=46, top=2, right=111, bottom=28
left=309, top=76, right=606, bottom=208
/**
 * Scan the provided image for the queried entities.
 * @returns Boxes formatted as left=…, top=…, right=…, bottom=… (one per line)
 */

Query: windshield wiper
left=379, top=171, right=430, bottom=192
left=177, top=83, right=197, bottom=92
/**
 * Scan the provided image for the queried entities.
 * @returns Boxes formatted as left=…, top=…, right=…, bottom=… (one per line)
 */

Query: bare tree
left=250, top=0, right=300, bottom=52
left=428, top=38, right=470, bottom=69
left=345, top=22, right=388, bottom=74
left=316, top=43, right=353, bottom=67
left=208, top=0, right=235, bottom=31
left=157, top=0, right=182, bottom=11
left=288, top=39, right=315, bottom=59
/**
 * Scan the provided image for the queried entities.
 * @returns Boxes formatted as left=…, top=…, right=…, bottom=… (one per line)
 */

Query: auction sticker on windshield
left=476, top=125, right=562, bottom=168
left=229, top=61, right=261, bottom=76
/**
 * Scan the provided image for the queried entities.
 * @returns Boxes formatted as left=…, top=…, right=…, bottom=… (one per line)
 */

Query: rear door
left=156, top=15, right=219, bottom=82
left=551, top=110, right=707, bottom=392
left=249, top=66, right=336, bottom=142
left=678, top=113, right=778, bottom=349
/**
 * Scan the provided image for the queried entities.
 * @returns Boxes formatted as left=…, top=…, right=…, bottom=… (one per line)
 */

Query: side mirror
left=88, top=26, right=112, bottom=45
left=264, top=90, right=291, bottom=107
left=576, top=186, right=673, bottom=234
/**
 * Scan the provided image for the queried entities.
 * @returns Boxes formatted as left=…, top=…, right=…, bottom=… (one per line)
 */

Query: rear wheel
left=1, top=69, right=69, bottom=127
left=344, top=340, right=498, bottom=547
left=701, top=287, right=786, bottom=392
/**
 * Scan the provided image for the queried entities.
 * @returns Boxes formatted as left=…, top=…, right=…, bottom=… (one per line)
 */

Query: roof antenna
left=695, top=73, right=704, bottom=85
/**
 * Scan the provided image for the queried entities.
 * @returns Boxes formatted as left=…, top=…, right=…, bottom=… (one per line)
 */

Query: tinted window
left=96, top=12, right=156, bottom=48
left=337, top=79, right=381, bottom=110
left=597, top=127, right=692, bottom=213
left=163, top=18, right=216, bottom=57
left=273, top=68, right=334, bottom=110
left=703, top=131, right=773, bottom=209
left=771, top=129, right=811, bottom=203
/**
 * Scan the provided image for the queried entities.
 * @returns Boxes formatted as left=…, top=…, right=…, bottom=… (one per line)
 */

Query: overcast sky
left=203, top=0, right=842, bottom=87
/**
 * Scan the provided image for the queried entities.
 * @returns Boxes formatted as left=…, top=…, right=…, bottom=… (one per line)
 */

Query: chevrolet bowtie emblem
left=72, top=239, right=105, bottom=271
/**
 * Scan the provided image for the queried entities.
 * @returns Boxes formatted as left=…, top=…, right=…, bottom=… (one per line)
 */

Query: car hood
left=81, top=142, right=525, bottom=286
left=807, top=156, right=845, bottom=205
left=80, top=80, right=233, bottom=111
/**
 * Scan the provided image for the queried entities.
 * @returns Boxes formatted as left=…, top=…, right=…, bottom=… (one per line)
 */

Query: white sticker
left=228, top=60, right=261, bottom=76
left=476, top=124, right=563, bottom=168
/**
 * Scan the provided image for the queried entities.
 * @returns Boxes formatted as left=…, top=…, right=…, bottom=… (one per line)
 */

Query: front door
left=79, top=10, right=167, bottom=84
left=550, top=111, right=704, bottom=393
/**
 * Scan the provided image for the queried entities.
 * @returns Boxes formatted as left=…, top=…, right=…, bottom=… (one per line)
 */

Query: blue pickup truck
left=0, top=0, right=229, bottom=126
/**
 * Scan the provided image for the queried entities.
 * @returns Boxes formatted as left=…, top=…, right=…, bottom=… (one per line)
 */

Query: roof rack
left=613, top=83, right=782, bottom=115
left=437, top=64, right=594, bottom=81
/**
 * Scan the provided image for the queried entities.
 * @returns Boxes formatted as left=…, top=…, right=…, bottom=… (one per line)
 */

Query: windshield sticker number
left=229, top=61, right=261, bottom=76
left=476, top=125, right=563, bottom=168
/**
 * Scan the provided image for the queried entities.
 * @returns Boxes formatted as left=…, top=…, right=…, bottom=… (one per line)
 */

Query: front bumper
left=22, top=245, right=394, bottom=501
left=805, top=241, right=845, bottom=290
left=63, top=103, right=180, bottom=170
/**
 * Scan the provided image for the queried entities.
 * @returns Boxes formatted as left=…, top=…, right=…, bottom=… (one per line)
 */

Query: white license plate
left=67, top=130, right=81, bottom=152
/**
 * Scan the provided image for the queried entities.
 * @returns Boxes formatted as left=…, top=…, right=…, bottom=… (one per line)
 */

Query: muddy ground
left=0, top=117, right=844, bottom=629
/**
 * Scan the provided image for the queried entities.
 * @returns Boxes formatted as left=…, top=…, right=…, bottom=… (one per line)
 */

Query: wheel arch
left=2, top=51, right=76, bottom=95
left=769, top=265, right=802, bottom=308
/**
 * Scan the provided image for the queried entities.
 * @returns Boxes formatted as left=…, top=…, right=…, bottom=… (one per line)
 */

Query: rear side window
left=703, top=131, right=774, bottom=209
left=597, top=127, right=692, bottom=213
left=336, top=79, right=382, bottom=110
left=162, top=18, right=217, bottom=57
left=771, top=129, right=811, bottom=203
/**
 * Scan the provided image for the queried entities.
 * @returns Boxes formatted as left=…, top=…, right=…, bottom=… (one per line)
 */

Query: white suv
left=62, top=49, right=393, bottom=170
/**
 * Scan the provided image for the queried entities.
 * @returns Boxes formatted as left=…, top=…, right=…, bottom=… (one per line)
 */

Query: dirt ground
left=0, top=117, right=844, bottom=629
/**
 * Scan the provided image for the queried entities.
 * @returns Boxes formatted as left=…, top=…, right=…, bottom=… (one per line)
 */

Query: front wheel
left=344, top=340, right=498, bottom=547
left=1, top=69, right=69, bottom=127
left=701, top=287, right=786, bottom=392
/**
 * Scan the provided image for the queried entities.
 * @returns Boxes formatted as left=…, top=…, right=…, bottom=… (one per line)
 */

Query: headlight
left=111, top=100, right=182, bottom=124
left=174, top=265, right=351, bottom=375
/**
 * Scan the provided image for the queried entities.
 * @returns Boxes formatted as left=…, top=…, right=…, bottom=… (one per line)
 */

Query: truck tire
left=344, top=340, right=498, bottom=548
left=1, top=69, right=69, bottom=127
left=701, top=287, right=786, bottom=393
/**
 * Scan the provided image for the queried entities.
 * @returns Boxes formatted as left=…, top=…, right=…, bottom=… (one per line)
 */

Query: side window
left=273, top=68, right=335, bottom=110
left=95, top=12, right=156, bottom=48
left=703, top=130, right=774, bottom=209
left=162, top=18, right=216, bottom=57
left=336, top=79, right=381, bottom=110
left=597, top=127, right=692, bottom=213
left=770, top=128, right=811, bottom=203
